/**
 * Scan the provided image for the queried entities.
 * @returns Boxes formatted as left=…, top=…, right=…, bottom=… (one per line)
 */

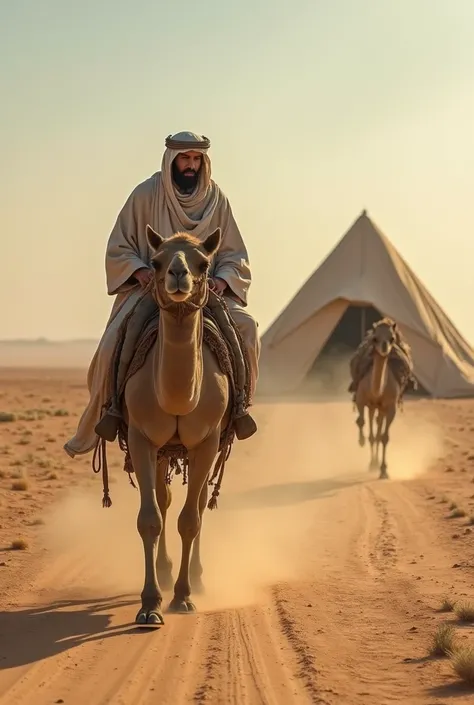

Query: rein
left=152, top=272, right=209, bottom=322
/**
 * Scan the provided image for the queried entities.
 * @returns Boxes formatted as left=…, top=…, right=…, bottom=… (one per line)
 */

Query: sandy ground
left=1, top=368, right=474, bottom=704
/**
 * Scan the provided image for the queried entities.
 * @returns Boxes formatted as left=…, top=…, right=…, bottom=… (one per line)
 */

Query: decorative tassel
left=207, top=491, right=219, bottom=510
left=102, top=491, right=112, bottom=508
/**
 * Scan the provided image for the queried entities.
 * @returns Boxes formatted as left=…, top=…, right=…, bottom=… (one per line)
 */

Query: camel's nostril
left=169, top=267, right=188, bottom=278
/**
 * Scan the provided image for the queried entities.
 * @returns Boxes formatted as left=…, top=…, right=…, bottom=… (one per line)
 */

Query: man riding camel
left=64, top=130, right=260, bottom=459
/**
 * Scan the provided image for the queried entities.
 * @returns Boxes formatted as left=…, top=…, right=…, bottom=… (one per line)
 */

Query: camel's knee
left=137, top=504, right=163, bottom=540
left=178, top=507, right=200, bottom=543
left=381, top=432, right=390, bottom=445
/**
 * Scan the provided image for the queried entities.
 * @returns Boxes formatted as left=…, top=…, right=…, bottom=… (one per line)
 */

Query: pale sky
left=2, top=0, right=474, bottom=342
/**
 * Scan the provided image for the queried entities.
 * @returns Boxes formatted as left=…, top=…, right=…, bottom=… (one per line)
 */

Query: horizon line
left=0, top=338, right=100, bottom=344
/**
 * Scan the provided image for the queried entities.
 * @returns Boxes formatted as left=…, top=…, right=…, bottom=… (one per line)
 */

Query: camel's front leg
left=190, top=481, right=208, bottom=594
left=375, top=410, right=384, bottom=472
left=379, top=406, right=396, bottom=480
left=155, top=457, right=173, bottom=591
left=355, top=399, right=366, bottom=447
left=169, top=432, right=219, bottom=614
left=128, top=425, right=164, bottom=626
left=368, top=406, right=378, bottom=470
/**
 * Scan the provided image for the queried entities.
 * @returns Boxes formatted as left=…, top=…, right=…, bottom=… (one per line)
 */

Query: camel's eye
left=198, top=261, right=209, bottom=274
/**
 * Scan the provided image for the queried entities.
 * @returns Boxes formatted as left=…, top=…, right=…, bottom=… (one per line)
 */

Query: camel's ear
left=146, top=224, right=165, bottom=251
left=202, top=227, right=221, bottom=257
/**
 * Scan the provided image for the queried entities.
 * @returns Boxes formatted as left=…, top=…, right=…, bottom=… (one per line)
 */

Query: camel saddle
left=94, top=289, right=257, bottom=444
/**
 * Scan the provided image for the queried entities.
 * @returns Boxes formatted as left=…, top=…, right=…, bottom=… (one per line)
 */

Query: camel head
left=370, top=318, right=397, bottom=357
left=146, top=225, right=221, bottom=309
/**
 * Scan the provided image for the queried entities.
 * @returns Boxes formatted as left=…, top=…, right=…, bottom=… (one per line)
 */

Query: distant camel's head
left=370, top=318, right=397, bottom=357
left=146, top=225, right=221, bottom=309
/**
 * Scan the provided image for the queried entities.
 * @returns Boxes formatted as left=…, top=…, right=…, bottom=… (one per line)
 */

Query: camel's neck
left=370, top=352, right=388, bottom=398
left=155, top=308, right=204, bottom=415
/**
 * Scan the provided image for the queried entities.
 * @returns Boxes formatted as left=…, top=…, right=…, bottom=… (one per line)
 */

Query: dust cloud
left=40, top=396, right=443, bottom=611
left=382, top=402, right=445, bottom=480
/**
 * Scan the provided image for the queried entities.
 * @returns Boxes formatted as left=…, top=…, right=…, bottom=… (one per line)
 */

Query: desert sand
left=1, top=367, right=474, bottom=704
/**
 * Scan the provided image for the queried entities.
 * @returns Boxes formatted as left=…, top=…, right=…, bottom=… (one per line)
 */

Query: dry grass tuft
left=429, top=624, right=458, bottom=657
left=455, top=602, right=474, bottom=623
left=0, top=412, right=15, bottom=423
left=439, top=596, right=457, bottom=613
left=450, top=507, right=467, bottom=519
left=451, top=646, right=474, bottom=685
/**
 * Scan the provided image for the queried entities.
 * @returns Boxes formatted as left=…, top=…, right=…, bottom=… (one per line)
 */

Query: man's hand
left=208, top=277, right=227, bottom=296
left=134, top=267, right=154, bottom=289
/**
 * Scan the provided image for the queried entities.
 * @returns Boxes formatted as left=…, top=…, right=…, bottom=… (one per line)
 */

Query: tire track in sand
left=192, top=605, right=314, bottom=705
left=271, top=585, right=329, bottom=705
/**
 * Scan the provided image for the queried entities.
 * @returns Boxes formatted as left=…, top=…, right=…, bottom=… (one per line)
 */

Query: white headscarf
left=156, top=131, right=220, bottom=238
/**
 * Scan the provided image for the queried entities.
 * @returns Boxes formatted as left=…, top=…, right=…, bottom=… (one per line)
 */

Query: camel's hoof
left=379, top=472, right=389, bottom=480
left=167, top=598, right=197, bottom=614
left=135, top=608, right=164, bottom=627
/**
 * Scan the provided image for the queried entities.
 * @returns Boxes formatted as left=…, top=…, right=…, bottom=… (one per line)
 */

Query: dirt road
left=1, top=370, right=474, bottom=703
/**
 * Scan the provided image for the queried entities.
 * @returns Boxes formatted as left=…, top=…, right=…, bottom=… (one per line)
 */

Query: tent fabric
left=259, top=211, right=474, bottom=397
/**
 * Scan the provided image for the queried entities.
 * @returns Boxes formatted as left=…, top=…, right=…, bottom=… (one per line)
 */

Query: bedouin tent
left=258, top=210, right=474, bottom=398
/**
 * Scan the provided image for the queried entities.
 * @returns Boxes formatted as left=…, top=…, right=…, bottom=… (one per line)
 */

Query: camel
left=353, top=318, right=402, bottom=480
left=122, top=224, right=233, bottom=626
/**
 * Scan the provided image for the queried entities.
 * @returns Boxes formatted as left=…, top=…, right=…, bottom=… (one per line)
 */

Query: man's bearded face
left=172, top=151, right=203, bottom=192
